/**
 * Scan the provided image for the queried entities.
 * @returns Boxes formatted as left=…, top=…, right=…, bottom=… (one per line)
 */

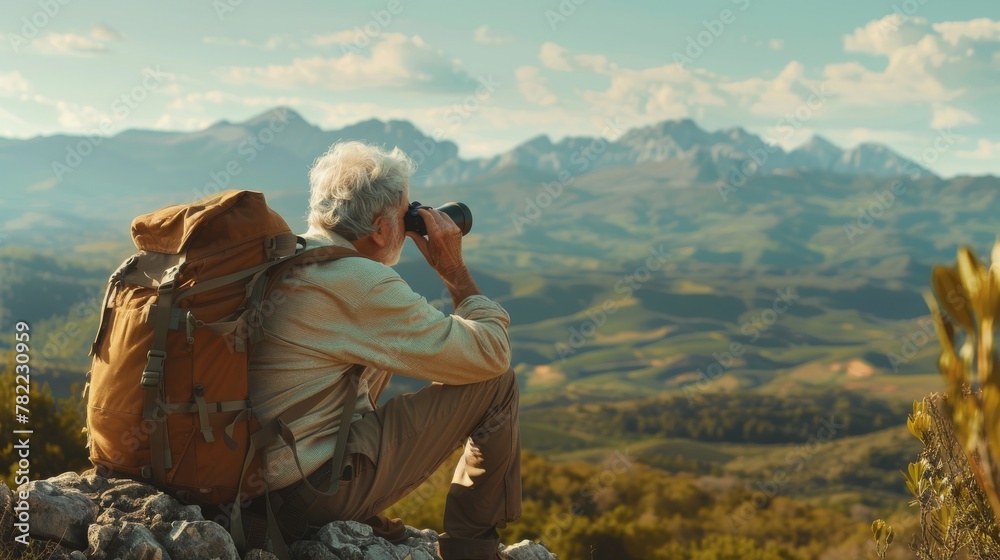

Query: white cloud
left=35, top=32, right=108, bottom=55
left=90, top=24, right=125, bottom=42
left=539, top=42, right=572, bottom=71
left=505, top=18, right=998, bottom=146
left=204, top=35, right=290, bottom=50
left=515, top=66, right=557, bottom=106
left=574, top=53, right=616, bottom=74
left=0, top=71, right=31, bottom=96
left=769, top=38, right=784, bottom=51
left=474, top=25, right=514, bottom=45
left=49, top=99, right=112, bottom=129
left=721, top=61, right=819, bottom=117
left=957, top=139, right=1000, bottom=159
left=219, top=34, right=474, bottom=91
left=934, top=18, right=1000, bottom=45
left=931, top=105, right=978, bottom=128
left=843, top=15, right=931, bottom=55
left=834, top=16, right=1000, bottom=107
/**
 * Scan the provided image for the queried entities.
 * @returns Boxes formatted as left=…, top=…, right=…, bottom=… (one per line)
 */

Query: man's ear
left=370, top=213, right=388, bottom=248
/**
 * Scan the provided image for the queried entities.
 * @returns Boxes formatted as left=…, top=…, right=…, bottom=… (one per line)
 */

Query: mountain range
left=0, top=107, right=930, bottom=201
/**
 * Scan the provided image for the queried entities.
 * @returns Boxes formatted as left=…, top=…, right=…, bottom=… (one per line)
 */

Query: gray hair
left=307, top=141, right=414, bottom=240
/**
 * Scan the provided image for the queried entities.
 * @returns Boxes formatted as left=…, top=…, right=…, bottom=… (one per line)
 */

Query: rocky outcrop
left=0, top=471, right=556, bottom=560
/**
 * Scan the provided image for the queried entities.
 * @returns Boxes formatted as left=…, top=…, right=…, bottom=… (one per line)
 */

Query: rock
left=162, top=520, right=240, bottom=560
left=315, top=521, right=376, bottom=560
left=87, top=522, right=168, bottom=560
left=0, top=481, right=14, bottom=543
left=244, top=549, right=281, bottom=560
left=23, top=478, right=99, bottom=549
left=37, top=544, right=84, bottom=559
left=501, top=540, right=558, bottom=560
left=289, top=539, right=341, bottom=560
left=4, top=470, right=557, bottom=560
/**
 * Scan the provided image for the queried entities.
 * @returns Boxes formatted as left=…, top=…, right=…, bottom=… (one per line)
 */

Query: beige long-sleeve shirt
left=247, top=226, right=512, bottom=489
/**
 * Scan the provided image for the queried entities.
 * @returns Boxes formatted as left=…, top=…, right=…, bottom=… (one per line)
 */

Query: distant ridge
left=0, top=107, right=931, bottom=196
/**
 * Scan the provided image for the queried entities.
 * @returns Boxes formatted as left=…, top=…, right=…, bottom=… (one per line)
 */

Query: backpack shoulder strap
left=262, top=240, right=372, bottom=294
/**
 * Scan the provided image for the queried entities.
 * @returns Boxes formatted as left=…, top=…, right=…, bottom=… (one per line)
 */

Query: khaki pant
left=277, top=367, right=521, bottom=560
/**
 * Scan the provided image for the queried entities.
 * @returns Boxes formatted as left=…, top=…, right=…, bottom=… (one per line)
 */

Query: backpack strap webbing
left=230, top=365, right=364, bottom=558
left=142, top=264, right=183, bottom=486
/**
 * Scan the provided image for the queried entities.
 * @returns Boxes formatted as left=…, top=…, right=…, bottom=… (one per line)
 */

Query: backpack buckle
left=141, top=350, right=165, bottom=389
left=140, top=370, right=162, bottom=388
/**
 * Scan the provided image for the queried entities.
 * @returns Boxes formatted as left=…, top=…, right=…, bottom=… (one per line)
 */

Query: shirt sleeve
left=335, top=275, right=512, bottom=385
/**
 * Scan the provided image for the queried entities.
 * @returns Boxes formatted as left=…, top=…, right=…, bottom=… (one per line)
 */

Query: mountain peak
left=800, top=135, right=839, bottom=150
left=243, top=106, right=306, bottom=127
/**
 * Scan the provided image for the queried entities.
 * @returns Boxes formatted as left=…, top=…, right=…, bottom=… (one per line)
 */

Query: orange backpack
left=86, top=190, right=366, bottom=555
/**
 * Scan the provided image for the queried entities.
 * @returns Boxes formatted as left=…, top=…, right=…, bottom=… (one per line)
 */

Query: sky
left=0, top=0, right=998, bottom=177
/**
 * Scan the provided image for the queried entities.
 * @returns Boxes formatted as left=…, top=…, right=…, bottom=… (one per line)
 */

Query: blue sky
left=1, top=0, right=998, bottom=176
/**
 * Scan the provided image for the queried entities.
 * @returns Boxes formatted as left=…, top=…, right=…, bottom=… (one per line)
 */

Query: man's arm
left=340, top=272, right=511, bottom=384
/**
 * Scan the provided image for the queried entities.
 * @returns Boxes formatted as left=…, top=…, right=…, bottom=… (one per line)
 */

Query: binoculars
left=404, top=201, right=473, bottom=236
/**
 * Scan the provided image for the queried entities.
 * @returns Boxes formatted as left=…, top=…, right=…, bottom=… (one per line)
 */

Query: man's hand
left=406, top=208, right=482, bottom=308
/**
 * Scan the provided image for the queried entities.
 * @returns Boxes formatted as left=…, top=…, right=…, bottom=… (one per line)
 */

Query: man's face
left=381, top=195, right=409, bottom=266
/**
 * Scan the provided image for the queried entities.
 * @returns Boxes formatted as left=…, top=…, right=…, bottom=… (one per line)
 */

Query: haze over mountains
left=2, top=107, right=929, bottom=197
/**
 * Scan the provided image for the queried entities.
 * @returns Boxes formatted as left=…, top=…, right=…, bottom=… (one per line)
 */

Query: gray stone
left=403, top=527, right=438, bottom=543
left=405, top=549, right=437, bottom=560
left=87, top=522, right=169, bottom=560
left=161, top=520, right=239, bottom=560
left=315, top=521, right=376, bottom=560
left=23, top=479, right=99, bottom=549
left=47, top=471, right=113, bottom=496
left=244, top=549, right=281, bottom=560
left=98, top=480, right=160, bottom=512
left=362, top=540, right=404, bottom=560
left=0, top=481, right=14, bottom=543
left=141, top=493, right=204, bottom=523
left=501, top=540, right=557, bottom=560
left=290, top=539, right=342, bottom=560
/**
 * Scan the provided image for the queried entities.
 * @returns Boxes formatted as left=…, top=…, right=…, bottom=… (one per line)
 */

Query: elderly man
left=248, top=141, right=520, bottom=560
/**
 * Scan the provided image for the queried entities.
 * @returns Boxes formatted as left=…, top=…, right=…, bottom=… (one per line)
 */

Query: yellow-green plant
left=872, top=241, right=1000, bottom=559
left=875, top=395, right=1000, bottom=558
left=926, top=242, right=1000, bottom=519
